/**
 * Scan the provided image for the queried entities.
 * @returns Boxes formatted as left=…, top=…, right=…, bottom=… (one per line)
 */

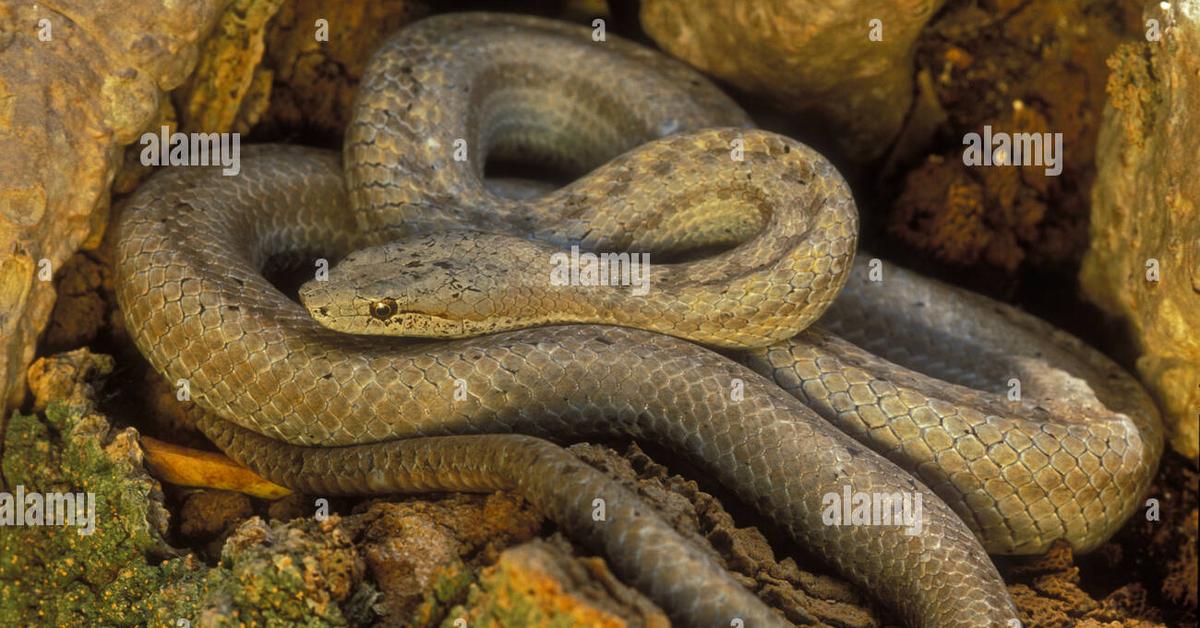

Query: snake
left=113, top=12, right=1163, bottom=628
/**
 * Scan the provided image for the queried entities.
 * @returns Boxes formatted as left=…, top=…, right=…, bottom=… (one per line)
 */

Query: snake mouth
left=369, top=309, right=561, bottom=340
left=364, top=310, right=468, bottom=338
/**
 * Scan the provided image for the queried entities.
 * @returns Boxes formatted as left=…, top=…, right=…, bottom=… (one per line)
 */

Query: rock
left=1137, top=456, right=1198, bottom=622
left=1, top=350, right=202, bottom=626
left=178, top=490, right=254, bottom=546
left=174, top=0, right=285, bottom=134
left=25, top=348, right=114, bottom=413
left=890, top=105, right=1060, bottom=276
left=1003, top=543, right=1162, bottom=626
left=1161, top=506, right=1198, bottom=614
left=0, top=0, right=228, bottom=434
left=639, top=0, right=944, bottom=162
left=5, top=348, right=373, bottom=625
left=1080, top=0, right=1200, bottom=459
left=39, top=250, right=112, bottom=355
left=267, top=492, right=318, bottom=522
left=447, top=537, right=670, bottom=628
left=200, top=515, right=375, bottom=626
left=111, top=0, right=292, bottom=216
left=339, top=493, right=543, bottom=624
left=259, top=0, right=429, bottom=142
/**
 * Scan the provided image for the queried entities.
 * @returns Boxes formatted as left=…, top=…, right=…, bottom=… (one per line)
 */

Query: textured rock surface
left=259, top=0, right=429, bottom=142
left=2, top=350, right=384, bottom=625
left=446, top=538, right=670, bottom=628
left=201, top=515, right=375, bottom=625
left=173, top=0, right=284, bottom=134
left=1005, top=543, right=1161, bottom=626
left=337, top=494, right=545, bottom=625
left=639, top=0, right=944, bottom=161
left=0, top=0, right=228, bottom=429
left=1, top=350, right=200, bottom=625
left=1080, top=0, right=1200, bottom=459
left=177, top=489, right=253, bottom=551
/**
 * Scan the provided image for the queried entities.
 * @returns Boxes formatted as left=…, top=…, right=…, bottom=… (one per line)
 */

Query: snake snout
left=297, top=278, right=353, bottom=331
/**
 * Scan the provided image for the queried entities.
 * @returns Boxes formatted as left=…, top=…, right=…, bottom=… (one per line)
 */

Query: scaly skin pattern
left=111, top=12, right=1162, bottom=628
left=340, top=12, right=856, bottom=349
left=116, top=147, right=1014, bottom=627
left=197, top=419, right=786, bottom=627
left=308, top=127, right=858, bottom=349
left=742, top=259, right=1163, bottom=556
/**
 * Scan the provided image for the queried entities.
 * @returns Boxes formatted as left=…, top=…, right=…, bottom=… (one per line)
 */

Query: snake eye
left=370, top=298, right=397, bottom=320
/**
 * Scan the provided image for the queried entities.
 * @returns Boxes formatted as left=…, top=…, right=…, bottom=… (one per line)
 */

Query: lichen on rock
left=3, top=350, right=377, bottom=626
left=1081, top=0, right=1200, bottom=459
left=445, top=538, right=669, bottom=628
left=199, top=515, right=377, bottom=626
left=1, top=351, right=202, bottom=626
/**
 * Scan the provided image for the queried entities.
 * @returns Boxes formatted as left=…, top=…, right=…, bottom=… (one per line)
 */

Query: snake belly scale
left=114, top=12, right=1161, bottom=628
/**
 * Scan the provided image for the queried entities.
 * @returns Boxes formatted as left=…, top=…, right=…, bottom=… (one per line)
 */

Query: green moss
left=1, top=402, right=375, bottom=627
left=410, top=562, right=474, bottom=627
left=0, top=403, right=210, bottom=625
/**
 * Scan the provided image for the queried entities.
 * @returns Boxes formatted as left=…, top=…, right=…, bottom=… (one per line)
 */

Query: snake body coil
left=115, top=13, right=1161, bottom=627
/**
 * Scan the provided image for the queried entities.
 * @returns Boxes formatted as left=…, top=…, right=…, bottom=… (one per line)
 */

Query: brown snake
left=114, top=13, right=1162, bottom=628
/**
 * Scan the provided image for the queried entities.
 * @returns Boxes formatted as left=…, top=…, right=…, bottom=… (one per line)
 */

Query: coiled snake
left=114, top=13, right=1162, bottom=628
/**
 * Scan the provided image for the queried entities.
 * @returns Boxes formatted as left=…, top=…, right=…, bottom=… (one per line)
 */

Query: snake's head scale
left=299, top=231, right=581, bottom=338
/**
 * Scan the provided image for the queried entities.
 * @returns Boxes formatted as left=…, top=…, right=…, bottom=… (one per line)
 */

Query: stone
left=0, top=0, right=228, bottom=435
left=174, top=0, right=286, bottom=134
left=258, top=0, right=429, bottom=141
left=639, top=0, right=944, bottom=162
left=448, top=537, right=669, bottom=628
left=1080, top=0, right=1200, bottom=459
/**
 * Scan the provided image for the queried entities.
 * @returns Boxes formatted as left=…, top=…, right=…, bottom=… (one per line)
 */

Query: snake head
left=299, top=230, right=582, bottom=338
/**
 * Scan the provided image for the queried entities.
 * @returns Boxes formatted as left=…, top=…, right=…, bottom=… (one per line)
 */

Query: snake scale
left=114, top=13, right=1162, bottom=628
